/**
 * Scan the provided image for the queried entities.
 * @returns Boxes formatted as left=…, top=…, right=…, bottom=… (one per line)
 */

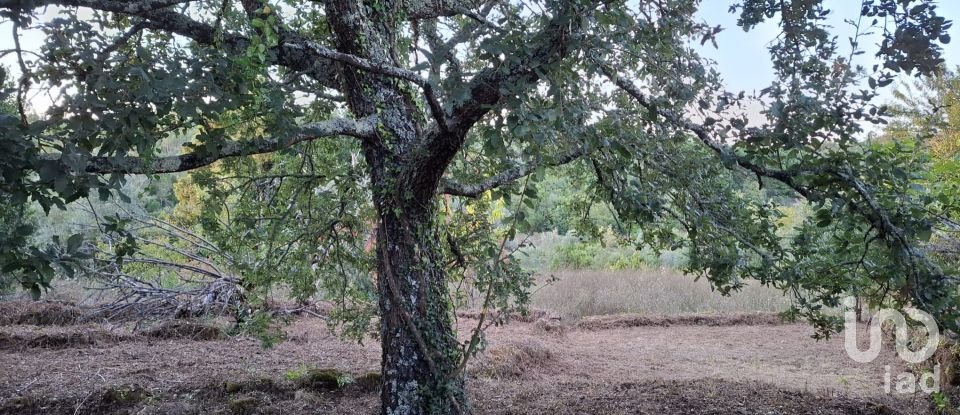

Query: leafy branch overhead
left=0, top=0, right=956, bottom=414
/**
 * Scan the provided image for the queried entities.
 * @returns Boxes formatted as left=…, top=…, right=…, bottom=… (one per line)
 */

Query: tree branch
left=598, top=63, right=818, bottom=199
left=98, top=20, right=148, bottom=58
left=406, top=2, right=592, bottom=199
left=446, top=8, right=585, bottom=133
left=43, top=116, right=377, bottom=174
left=406, top=0, right=487, bottom=20
left=414, top=0, right=499, bottom=77
left=439, top=146, right=590, bottom=197
left=1, top=0, right=342, bottom=90
left=406, top=0, right=503, bottom=33
left=293, top=40, right=449, bottom=132
left=0, top=0, right=193, bottom=13
left=602, top=64, right=953, bottom=311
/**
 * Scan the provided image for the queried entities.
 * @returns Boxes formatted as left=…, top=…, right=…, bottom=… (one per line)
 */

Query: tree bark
left=374, top=193, right=464, bottom=415
left=322, top=0, right=466, bottom=413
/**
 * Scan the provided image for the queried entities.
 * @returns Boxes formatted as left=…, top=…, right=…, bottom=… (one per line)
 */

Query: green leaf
left=66, top=233, right=83, bottom=253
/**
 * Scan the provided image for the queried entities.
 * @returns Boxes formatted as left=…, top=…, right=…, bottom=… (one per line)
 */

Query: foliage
left=883, top=68, right=960, bottom=277
left=0, top=67, right=88, bottom=297
left=0, top=0, right=956, bottom=412
left=525, top=234, right=685, bottom=272
left=0, top=68, right=28, bottom=293
left=167, top=135, right=380, bottom=338
left=0, top=193, right=35, bottom=294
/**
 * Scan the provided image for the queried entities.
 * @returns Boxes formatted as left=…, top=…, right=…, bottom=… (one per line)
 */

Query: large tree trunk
left=322, top=1, right=467, bottom=412
left=374, top=194, right=464, bottom=415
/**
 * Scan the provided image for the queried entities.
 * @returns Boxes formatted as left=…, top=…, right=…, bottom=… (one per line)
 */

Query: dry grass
left=0, top=313, right=931, bottom=415
left=140, top=320, right=226, bottom=341
left=456, top=307, right=559, bottom=323
left=0, top=300, right=82, bottom=326
left=0, top=324, right=132, bottom=351
left=531, top=268, right=792, bottom=320
left=468, top=339, right=558, bottom=379
left=576, top=311, right=785, bottom=330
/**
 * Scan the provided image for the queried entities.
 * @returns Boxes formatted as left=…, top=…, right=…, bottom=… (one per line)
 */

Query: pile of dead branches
left=79, top=210, right=246, bottom=323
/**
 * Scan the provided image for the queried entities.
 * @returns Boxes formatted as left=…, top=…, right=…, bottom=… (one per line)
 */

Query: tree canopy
left=0, top=0, right=956, bottom=413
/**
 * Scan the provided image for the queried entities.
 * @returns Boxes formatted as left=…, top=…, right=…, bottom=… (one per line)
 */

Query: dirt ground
left=0, top=302, right=936, bottom=414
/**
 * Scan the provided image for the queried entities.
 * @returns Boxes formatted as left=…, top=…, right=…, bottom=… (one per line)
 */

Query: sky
left=0, top=1, right=958, bottom=115
left=695, top=0, right=960, bottom=101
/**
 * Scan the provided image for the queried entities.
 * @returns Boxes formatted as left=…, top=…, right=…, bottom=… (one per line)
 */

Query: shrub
left=550, top=242, right=600, bottom=270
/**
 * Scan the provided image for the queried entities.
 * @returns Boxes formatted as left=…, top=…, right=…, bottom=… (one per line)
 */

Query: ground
left=0, top=301, right=936, bottom=414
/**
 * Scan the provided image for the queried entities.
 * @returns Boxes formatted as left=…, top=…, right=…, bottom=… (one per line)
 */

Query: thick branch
left=0, top=0, right=192, bottom=13
left=406, top=0, right=486, bottom=20
left=292, top=40, right=448, bottom=131
left=446, top=11, right=584, bottom=133
left=1, top=0, right=341, bottom=90
left=45, top=116, right=377, bottom=174
left=598, top=64, right=817, bottom=199
left=2, top=0, right=211, bottom=38
left=407, top=2, right=591, bottom=198
left=440, top=146, right=590, bottom=197
left=603, top=65, right=953, bottom=310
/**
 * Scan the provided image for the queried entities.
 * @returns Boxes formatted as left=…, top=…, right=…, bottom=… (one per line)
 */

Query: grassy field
left=0, top=300, right=928, bottom=415
left=0, top=237, right=930, bottom=415
left=516, top=232, right=793, bottom=319
left=530, top=268, right=793, bottom=319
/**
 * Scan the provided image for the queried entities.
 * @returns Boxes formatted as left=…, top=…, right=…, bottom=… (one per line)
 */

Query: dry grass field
left=530, top=268, right=792, bottom=319
left=0, top=296, right=937, bottom=415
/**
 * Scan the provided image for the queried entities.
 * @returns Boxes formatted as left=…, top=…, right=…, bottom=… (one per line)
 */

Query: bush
left=0, top=274, right=15, bottom=295
left=521, top=231, right=686, bottom=272
left=550, top=242, right=600, bottom=270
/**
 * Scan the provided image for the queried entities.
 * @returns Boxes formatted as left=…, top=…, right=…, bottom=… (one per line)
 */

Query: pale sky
left=696, top=0, right=960, bottom=100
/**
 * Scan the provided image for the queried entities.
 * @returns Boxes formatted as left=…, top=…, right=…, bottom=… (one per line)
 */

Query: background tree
left=882, top=68, right=960, bottom=270
left=0, top=66, right=36, bottom=294
left=0, top=0, right=956, bottom=414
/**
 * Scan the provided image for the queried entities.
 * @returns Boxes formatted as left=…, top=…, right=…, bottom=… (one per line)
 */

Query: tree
left=0, top=66, right=32, bottom=293
left=0, top=0, right=955, bottom=413
left=883, top=68, right=960, bottom=267
left=888, top=66, right=960, bottom=177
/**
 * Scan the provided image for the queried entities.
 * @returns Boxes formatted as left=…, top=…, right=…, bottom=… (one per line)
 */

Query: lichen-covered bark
left=324, top=0, right=466, bottom=413
left=374, top=197, right=464, bottom=415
